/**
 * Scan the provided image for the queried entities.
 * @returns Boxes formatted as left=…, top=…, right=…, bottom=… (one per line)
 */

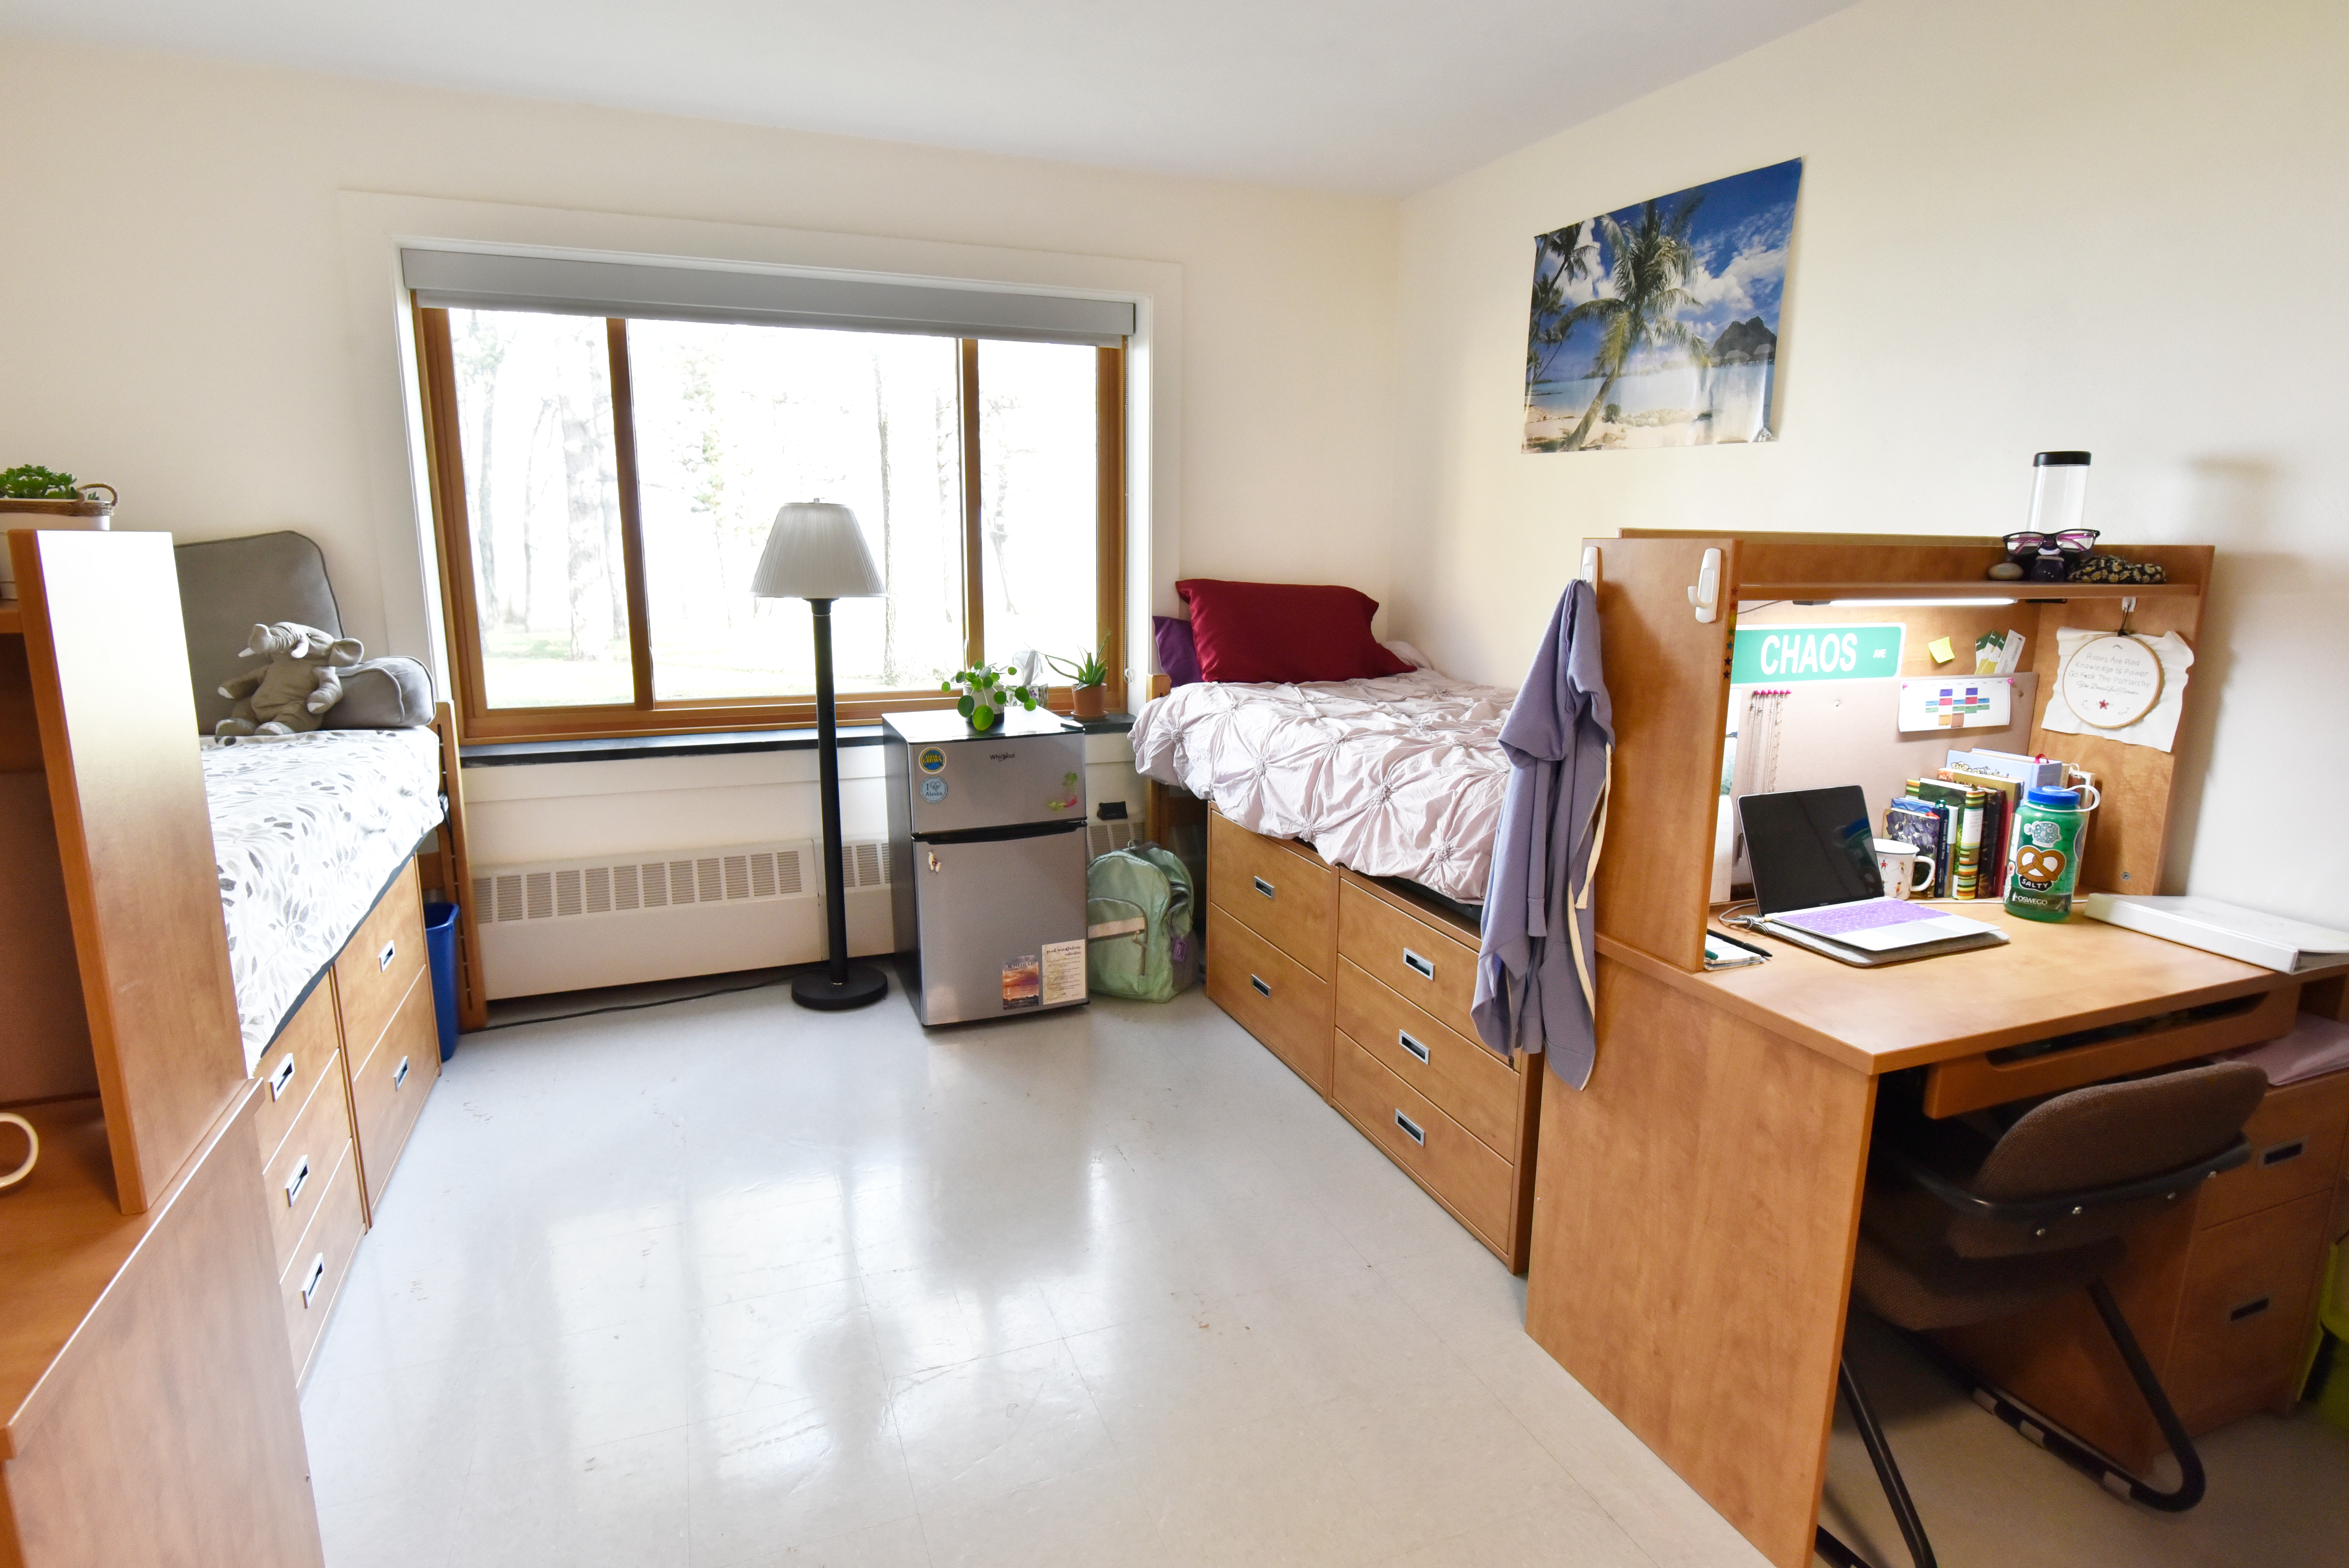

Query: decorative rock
left=1988, top=561, right=2025, bottom=580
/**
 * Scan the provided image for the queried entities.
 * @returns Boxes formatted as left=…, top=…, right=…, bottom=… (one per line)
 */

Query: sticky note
left=1928, top=636, right=1956, bottom=664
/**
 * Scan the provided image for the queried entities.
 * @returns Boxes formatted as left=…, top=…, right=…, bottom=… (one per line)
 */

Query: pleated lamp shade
left=750, top=502, right=885, bottom=600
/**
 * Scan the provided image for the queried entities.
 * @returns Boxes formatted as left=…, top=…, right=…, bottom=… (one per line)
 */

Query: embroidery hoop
left=2060, top=631, right=2164, bottom=730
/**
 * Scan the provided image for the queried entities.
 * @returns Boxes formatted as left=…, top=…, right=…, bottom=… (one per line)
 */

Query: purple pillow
left=1153, top=615, right=1203, bottom=688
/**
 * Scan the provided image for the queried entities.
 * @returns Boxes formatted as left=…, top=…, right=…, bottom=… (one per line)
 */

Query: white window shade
left=401, top=248, right=1133, bottom=346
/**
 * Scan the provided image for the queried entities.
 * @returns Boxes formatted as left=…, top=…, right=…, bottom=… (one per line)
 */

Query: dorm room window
left=409, top=260, right=1128, bottom=743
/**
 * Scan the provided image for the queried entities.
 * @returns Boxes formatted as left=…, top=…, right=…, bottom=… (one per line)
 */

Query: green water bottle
left=2005, top=786, right=2087, bottom=922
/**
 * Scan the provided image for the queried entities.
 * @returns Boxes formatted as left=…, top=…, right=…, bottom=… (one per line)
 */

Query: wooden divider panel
left=1581, top=535, right=1737, bottom=973
left=13, top=531, right=244, bottom=1213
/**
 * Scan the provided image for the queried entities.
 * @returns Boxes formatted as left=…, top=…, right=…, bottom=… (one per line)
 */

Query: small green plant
left=1, top=464, right=82, bottom=500
left=1044, top=646, right=1110, bottom=688
left=943, top=664, right=1041, bottom=730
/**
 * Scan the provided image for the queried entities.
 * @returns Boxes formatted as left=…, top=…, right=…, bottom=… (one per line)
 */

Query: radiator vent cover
left=1087, top=819, right=1139, bottom=858
left=473, top=839, right=899, bottom=927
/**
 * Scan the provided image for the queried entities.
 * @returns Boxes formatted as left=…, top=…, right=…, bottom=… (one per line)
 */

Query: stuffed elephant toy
left=216, top=622, right=364, bottom=736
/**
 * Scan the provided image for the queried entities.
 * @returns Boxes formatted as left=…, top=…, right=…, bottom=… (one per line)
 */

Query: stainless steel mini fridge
left=884, top=708, right=1090, bottom=1026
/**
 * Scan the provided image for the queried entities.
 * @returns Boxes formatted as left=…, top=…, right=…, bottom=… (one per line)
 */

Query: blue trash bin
left=422, top=901, right=460, bottom=1062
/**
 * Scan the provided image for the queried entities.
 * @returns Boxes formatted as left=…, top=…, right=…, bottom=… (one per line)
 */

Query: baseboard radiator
left=471, top=839, right=898, bottom=1000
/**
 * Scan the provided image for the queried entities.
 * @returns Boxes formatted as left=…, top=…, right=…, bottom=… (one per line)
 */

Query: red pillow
left=1174, top=579, right=1413, bottom=684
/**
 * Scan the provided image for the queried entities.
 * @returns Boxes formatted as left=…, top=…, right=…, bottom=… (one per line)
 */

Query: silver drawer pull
left=2259, top=1140, right=2304, bottom=1167
left=285, top=1155, right=310, bottom=1207
left=378, top=938, right=397, bottom=971
left=1402, top=948, right=1435, bottom=982
left=392, top=1054, right=411, bottom=1089
left=1253, top=875, right=1276, bottom=900
left=1398, top=1030, right=1430, bottom=1064
left=1249, top=975, right=1271, bottom=998
left=1394, top=1110, right=1426, bottom=1146
left=268, top=1053, right=298, bottom=1099
left=2228, top=1296, right=2271, bottom=1323
left=300, top=1253, right=327, bottom=1306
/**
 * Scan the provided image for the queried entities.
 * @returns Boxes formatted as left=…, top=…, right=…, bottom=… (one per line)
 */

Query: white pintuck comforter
left=202, top=728, right=446, bottom=1071
left=1130, top=671, right=1514, bottom=904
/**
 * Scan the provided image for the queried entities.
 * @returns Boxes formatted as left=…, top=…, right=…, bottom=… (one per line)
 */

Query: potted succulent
left=943, top=663, right=1042, bottom=732
left=1047, top=646, right=1112, bottom=720
left=0, top=465, right=115, bottom=597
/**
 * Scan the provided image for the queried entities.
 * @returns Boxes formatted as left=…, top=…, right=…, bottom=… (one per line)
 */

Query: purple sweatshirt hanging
left=1471, top=579, right=1613, bottom=1088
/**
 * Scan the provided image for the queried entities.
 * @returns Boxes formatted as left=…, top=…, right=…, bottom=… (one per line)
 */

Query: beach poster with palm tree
left=1524, top=158, right=1802, bottom=453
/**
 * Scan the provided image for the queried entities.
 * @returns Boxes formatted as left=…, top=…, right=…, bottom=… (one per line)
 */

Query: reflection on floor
left=301, top=976, right=2349, bottom=1567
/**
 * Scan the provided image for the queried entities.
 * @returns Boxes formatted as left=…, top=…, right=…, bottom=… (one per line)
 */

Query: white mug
left=0, top=1111, right=37, bottom=1190
left=1872, top=839, right=1935, bottom=900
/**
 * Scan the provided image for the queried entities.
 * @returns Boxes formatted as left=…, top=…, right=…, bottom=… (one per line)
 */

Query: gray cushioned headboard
left=176, top=532, right=344, bottom=734
left=175, top=530, right=435, bottom=733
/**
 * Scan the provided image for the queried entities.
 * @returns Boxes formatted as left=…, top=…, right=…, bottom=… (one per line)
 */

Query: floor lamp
left=752, top=501, right=890, bottom=1011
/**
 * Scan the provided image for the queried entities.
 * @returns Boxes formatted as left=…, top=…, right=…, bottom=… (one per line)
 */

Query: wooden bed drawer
left=250, top=981, right=342, bottom=1171
left=1337, top=957, right=1517, bottom=1156
left=333, top=862, right=426, bottom=1064
left=349, top=968, right=439, bottom=1217
left=2197, top=1069, right=2349, bottom=1230
left=2166, top=1187, right=2335, bottom=1425
left=1335, top=1029, right=1512, bottom=1248
left=262, top=1048, right=353, bottom=1277
left=1209, top=812, right=1335, bottom=976
left=1207, top=902, right=1333, bottom=1095
left=1338, top=879, right=1478, bottom=1041
left=280, top=1142, right=364, bottom=1383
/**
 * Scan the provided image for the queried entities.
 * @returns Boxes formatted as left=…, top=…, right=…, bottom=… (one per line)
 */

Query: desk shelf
left=1743, top=579, right=2201, bottom=602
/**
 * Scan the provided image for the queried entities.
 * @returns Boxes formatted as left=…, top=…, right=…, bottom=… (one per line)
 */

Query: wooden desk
left=0, top=1090, right=324, bottom=1566
left=1525, top=909, right=2332, bottom=1568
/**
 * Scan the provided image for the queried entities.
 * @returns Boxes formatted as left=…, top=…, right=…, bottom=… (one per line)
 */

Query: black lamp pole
left=792, top=597, right=887, bottom=1010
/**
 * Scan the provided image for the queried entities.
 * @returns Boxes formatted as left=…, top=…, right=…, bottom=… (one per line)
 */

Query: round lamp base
left=791, top=963, right=890, bottom=1012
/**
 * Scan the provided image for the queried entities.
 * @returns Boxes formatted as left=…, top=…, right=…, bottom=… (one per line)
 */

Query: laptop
left=1735, top=786, right=2007, bottom=965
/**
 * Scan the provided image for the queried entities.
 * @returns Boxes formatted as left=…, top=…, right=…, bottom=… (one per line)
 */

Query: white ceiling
left=0, top=0, right=1854, bottom=195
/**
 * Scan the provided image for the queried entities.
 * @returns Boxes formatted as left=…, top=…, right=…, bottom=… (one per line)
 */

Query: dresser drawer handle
left=2228, top=1296, right=2271, bottom=1323
left=285, top=1155, right=310, bottom=1207
left=1402, top=948, right=1435, bottom=982
left=268, top=1052, right=298, bottom=1099
left=392, top=1055, right=411, bottom=1089
left=378, top=938, right=397, bottom=972
left=1398, top=1030, right=1430, bottom=1064
left=1250, top=974, right=1271, bottom=999
left=1253, top=875, right=1276, bottom=900
left=1394, top=1110, right=1426, bottom=1146
left=2259, top=1140, right=2305, bottom=1168
left=300, top=1253, right=327, bottom=1306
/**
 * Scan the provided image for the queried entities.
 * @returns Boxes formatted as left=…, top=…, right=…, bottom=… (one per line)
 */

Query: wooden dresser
left=1939, top=1045, right=2349, bottom=1471
left=1204, top=809, right=1542, bottom=1269
left=255, top=862, right=441, bottom=1381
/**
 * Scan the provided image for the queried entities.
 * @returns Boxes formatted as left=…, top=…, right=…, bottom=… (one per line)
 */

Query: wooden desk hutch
left=1527, top=532, right=2349, bottom=1568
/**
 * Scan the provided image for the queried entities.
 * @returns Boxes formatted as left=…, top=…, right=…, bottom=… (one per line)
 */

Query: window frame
left=413, top=303, right=1126, bottom=743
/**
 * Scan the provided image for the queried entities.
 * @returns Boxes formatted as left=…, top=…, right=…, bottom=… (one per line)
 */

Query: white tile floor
left=303, top=978, right=2349, bottom=1567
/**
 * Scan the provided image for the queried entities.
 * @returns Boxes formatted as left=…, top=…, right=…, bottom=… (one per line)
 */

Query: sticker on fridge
left=1040, top=940, right=1086, bottom=1005
left=1001, top=956, right=1041, bottom=1009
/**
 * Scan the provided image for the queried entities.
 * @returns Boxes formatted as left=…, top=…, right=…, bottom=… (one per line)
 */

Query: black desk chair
left=1819, top=1060, right=2267, bottom=1568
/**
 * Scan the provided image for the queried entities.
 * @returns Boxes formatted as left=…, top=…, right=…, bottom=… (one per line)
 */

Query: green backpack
left=1085, top=845, right=1197, bottom=1002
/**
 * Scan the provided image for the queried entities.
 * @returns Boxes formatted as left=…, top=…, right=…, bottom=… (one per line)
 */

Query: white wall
left=1393, top=0, right=2349, bottom=925
left=0, top=37, right=1397, bottom=893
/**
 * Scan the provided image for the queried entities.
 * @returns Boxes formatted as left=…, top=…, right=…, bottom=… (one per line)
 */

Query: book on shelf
left=1938, top=766, right=2018, bottom=898
left=1884, top=798, right=1947, bottom=897
left=2082, top=895, right=2349, bottom=975
left=1907, top=777, right=1989, bottom=899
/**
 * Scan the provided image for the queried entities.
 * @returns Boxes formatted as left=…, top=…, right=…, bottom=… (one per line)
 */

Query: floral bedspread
left=202, top=727, right=444, bottom=1070
left=1130, top=670, right=1514, bottom=904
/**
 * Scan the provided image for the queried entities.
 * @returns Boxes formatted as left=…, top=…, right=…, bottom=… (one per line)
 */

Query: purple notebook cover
left=1775, top=900, right=1945, bottom=937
